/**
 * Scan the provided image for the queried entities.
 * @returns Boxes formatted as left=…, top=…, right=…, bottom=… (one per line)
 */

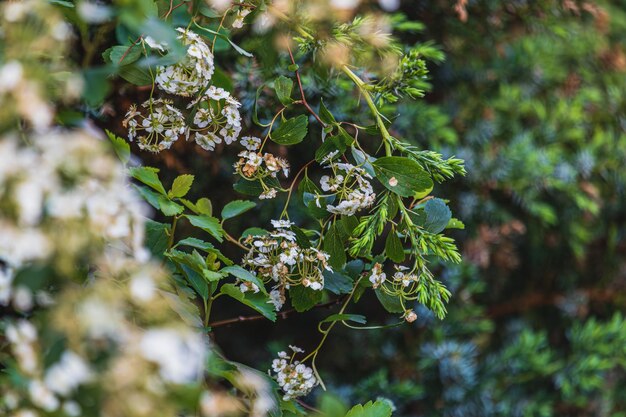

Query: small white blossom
left=240, top=136, right=262, bottom=151
left=270, top=349, right=318, bottom=400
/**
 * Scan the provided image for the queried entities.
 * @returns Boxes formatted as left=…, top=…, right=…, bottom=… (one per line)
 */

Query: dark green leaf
left=271, top=115, right=308, bottom=145
left=274, top=75, right=293, bottom=105
left=423, top=198, right=452, bottom=234
left=145, top=220, right=170, bottom=257
left=108, top=45, right=142, bottom=66
left=375, top=289, right=404, bottom=313
left=157, top=195, right=184, bottom=216
left=186, top=215, right=224, bottom=242
left=233, top=177, right=280, bottom=196
left=319, top=99, right=336, bottom=125
left=221, top=266, right=266, bottom=294
left=321, top=313, right=366, bottom=324
left=373, top=156, right=433, bottom=197
left=289, top=285, right=323, bottom=312
left=323, top=270, right=354, bottom=295
left=385, top=231, right=405, bottom=263
left=221, top=284, right=276, bottom=321
left=324, top=224, right=346, bottom=269
left=179, top=264, right=209, bottom=301
left=221, top=200, right=256, bottom=220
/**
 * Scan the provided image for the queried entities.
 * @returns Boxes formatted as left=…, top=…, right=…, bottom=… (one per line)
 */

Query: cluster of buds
left=270, top=346, right=318, bottom=400
left=241, top=220, right=331, bottom=311
left=319, top=161, right=376, bottom=215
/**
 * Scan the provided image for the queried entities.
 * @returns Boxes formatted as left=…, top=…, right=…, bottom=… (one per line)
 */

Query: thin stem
left=223, top=230, right=247, bottom=251
left=280, top=160, right=315, bottom=217
left=341, top=66, right=392, bottom=156
left=286, top=43, right=326, bottom=127
left=167, top=215, right=180, bottom=250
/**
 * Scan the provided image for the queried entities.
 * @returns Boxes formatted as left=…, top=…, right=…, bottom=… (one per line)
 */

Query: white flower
left=0, top=60, right=23, bottom=93
left=130, top=272, right=156, bottom=302
left=44, top=351, right=92, bottom=396
left=0, top=266, right=14, bottom=306
left=259, top=188, right=277, bottom=199
left=270, top=350, right=318, bottom=400
left=289, top=345, right=304, bottom=353
left=193, top=132, right=222, bottom=151
left=239, top=281, right=260, bottom=294
left=143, top=36, right=167, bottom=51
left=29, top=380, right=59, bottom=412
left=240, top=136, right=262, bottom=151
left=369, top=263, right=386, bottom=288
left=123, top=99, right=186, bottom=153
left=155, top=28, right=214, bottom=96
left=268, top=289, right=285, bottom=311
left=139, top=328, right=206, bottom=384
left=271, top=219, right=294, bottom=229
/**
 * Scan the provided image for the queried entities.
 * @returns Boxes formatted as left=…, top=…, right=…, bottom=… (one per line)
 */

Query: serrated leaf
left=129, top=166, right=166, bottom=194
left=157, top=195, right=184, bottom=216
left=375, top=289, right=404, bottom=313
left=351, top=146, right=377, bottom=177
left=134, top=185, right=160, bottom=209
left=118, top=64, right=152, bottom=86
left=271, top=115, right=308, bottom=145
left=385, top=231, right=405, bottom=263
left=423, top=198, right=452, bottom=234
left=373, top=156, right=433, bottom=197
left=109, top=45, right=142, bottom=66
left=221, top=284, right=276, bottom=321
left=105, top=130, right=130, bottom=164
left=221, top=265, right=266, bottom=294
left=345, top=401, right=393, bottom=417
left=241, top=227, right=269, bottom=238
left=321, top=313, right=366, bottom=324
left=186, top=215, right=224, bottom=242
left=169, top=174, right=194, bottom=199
left=175, top=237, right=215, bottom=252
left=289, top=285, right=323, bottom=312
left=221, top=200, right=256, bottom=220
left=319, top=99, right=336, bottom=125
left=178, top=264, right=209, bottom=301
left=196, top=198, right=213, bottom=215
left=145, top=220, right=170, bottom=257
left=323, top=270, right=354, bottom=295
left=274, top=75, right=293, bottom=105
left=324, top=224, right=346, bottom=269
left=446, top=217, right=465, bottom=230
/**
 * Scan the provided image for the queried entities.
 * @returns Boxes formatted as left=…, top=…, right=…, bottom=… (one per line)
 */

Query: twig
left=286, top=43, right=326, bottom=127
left=209, top=296, right=346, bottom=328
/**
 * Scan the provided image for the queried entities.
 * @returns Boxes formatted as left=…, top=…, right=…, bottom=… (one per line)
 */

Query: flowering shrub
left=0, top=1, right=467, bottom=416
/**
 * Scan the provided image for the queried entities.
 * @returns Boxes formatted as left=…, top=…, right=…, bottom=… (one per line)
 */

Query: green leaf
left=446, top=217, right=465, bottom=230
left=221, top=265, right=266, bottom=294
left=179, top=264, right=209, bottom=301
left=118, top=64, right=153, bottom=86
left=129, top=166, right=166, bottom=195
left=323, top=270, right=354, bottom=295
left=315, top=131, right=352, bottom=163
left=241, top=227, right=269, bottom=239
left=373, top=156, right=433, bottom=197
left=351, top=146, right=377, bottom=178
left=274, top=75, right=293, bottom=105
left=108, top=45, right=142, bottom=66
left=345, top=401, right=393, bottom=417
left=375, top=289, right=404, bottom=314
left=157, top=195, right=184, bottom=216
left=324, top=224, right=346, bottom=269
left=385, top=231, right=405, bottom=263
left=319, top=99, right=336, bottom=125
left=289, top=285, right=323, bottom=312
left=169, top=174, right=194, bottom=199
left=221, top=200, right=256, bottom=220
left=105, top=130, right=130, bottom=164
left=221, top=284, right=276, bottom=321
left=196, top=198, right=213, bottom=215
left=321, top=313, right=366, bottom=324
left=175, top=237, right=215, bottom=252
left=233, top=177, right=280, bottom=196
left=134, top=185, right=161, bottom=209
left=186, top=215, right=224, bottom=242
left=271, top=115, right=308, bottom=145
left=423, top=198, right=452, bottom=234
left=145, top=220, right=170, bottom=257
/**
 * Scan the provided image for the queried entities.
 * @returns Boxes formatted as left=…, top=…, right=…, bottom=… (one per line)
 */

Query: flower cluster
left=125, top=29, right=248, bottom=154
left=241, top=220, right=331, bottom=311
left=234, top=137, right=290, bottom=199
left=123, top=99, right=186, bottom=153
left=320, top=160, right=376, bottom=215
left=270, top=346, right=318, bottom=400
left=188, top=86, right=243, bottom=150
left=155, top=28, right=215, bottom=97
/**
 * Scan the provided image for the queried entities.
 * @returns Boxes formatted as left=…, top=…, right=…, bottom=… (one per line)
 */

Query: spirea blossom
left=123, top=98, right=186, bottom=153
left=270, top=348, right=318, bottom=400
left=241, top=221, right=332, bottom=310
left=188, top=86, right=243, bottom=149
left=155, top=28, right=215, bottom=96
left=320, top=161, right=376, bottom=215
left=234, top=151, right=290, bottom=182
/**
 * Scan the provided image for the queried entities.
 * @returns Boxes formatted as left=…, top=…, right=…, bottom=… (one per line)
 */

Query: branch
left=286, top=43, right=326, bottom=127
left=208, top=295, right=346, bottom=328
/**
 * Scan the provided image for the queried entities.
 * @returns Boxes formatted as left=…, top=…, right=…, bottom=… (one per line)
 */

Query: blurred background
left=107, top=1, right=626, bottom=416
